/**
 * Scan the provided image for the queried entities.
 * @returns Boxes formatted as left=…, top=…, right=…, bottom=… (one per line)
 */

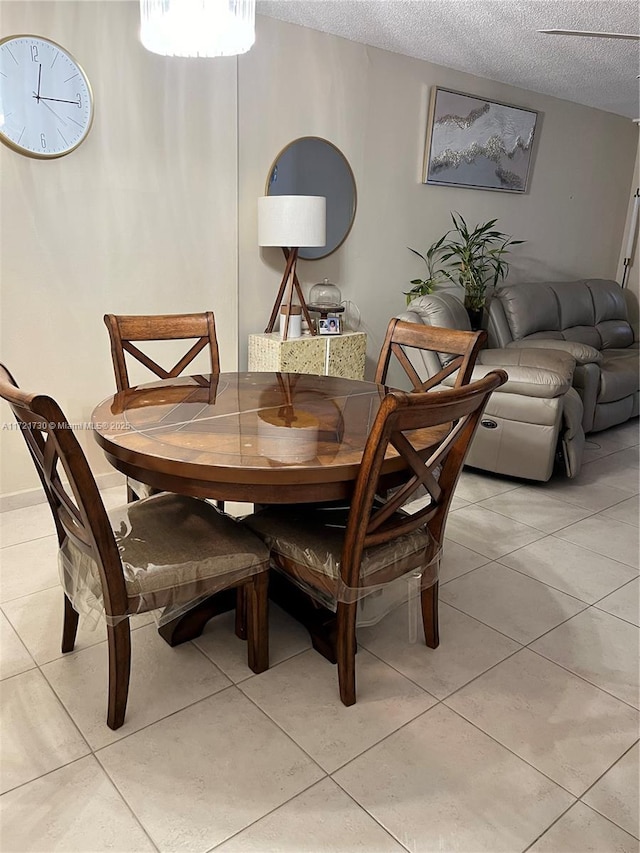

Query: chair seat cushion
left=59, top=493, right=269, bottom=624
left=244, top=503, right=438, bottom=587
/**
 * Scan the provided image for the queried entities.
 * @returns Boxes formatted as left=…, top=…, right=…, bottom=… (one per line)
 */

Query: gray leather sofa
left=487, top=279, right=639, bottom=433
left=399, top=292, right=585, bottom=482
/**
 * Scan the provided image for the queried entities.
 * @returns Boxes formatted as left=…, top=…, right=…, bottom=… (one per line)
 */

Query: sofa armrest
left=506, top=338, right=602, bottom=365
left=443, top=364, right=571, bottom=399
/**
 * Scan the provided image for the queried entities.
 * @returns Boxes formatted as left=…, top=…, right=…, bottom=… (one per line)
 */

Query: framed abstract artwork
left=423, top=87, right=538, bottom=193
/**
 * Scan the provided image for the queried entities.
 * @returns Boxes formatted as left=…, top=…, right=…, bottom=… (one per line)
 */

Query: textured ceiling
left=257, top=0, right=640, bottom=119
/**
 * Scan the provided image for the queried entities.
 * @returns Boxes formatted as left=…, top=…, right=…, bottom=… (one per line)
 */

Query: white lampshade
left=140, top=0, right=255, bottom=58
left=258, top=196, right=326, bottom=248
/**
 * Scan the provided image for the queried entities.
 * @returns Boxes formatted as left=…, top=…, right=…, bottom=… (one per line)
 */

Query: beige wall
left=0, top=1, right=238, bottom=495
left=1, top=7, right=637, bottom=497
left=239, top=16, right=637, bottom=375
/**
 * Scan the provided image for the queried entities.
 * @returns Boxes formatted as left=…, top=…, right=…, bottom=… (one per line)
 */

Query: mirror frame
left=265, top=136, right=357, bottom=260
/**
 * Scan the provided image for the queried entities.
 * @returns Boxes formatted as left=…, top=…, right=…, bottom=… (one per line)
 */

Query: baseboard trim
left=0, top=471, right=125, bottom=513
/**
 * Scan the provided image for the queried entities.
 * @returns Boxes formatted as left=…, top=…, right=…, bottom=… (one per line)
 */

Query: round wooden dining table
left=92, top=371, right=450, bottom=653
left=92, top=371, right=449, bottom=505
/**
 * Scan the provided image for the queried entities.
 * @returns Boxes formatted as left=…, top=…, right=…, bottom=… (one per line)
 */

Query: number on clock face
left=0, top=35, right=93, bottom=158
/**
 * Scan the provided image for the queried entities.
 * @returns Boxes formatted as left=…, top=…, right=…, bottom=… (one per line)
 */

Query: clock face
left=0, top=35, right=94, bottom=159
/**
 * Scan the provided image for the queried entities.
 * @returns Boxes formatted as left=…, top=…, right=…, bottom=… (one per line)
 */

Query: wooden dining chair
left=375, top=317, right=487, bottom=390
left=245, top=370, right=507, bottom=706
left=104, top=312, right=221, bottom=502
left=0, top=364, right=269, bottom=730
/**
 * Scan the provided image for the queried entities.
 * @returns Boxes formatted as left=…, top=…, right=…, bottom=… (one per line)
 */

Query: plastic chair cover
left=59, top=493, right=270, bottom=629
left=244, top=502, right=440, bottom=626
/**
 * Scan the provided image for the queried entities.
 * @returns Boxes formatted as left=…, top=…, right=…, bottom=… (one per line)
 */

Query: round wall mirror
left=266, top=137, right=357, bottom=260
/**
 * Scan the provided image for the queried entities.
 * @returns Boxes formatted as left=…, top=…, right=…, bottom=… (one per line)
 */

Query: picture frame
left=319, top=317, right=341, bottom=335
left=423, top=87, right=538, bottom=193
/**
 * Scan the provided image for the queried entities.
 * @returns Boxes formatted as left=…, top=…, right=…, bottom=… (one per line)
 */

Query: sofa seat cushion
left=598, top=350, right=640, bottom=404
left=507, top=338, right=602, bottom=365
left=598, top=321, right=635, bottom=349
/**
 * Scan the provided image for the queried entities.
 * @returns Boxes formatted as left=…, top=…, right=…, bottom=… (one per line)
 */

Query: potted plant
left=403, top=235, right=449, bottom=305
left=407, top=213, right=524, bottom=328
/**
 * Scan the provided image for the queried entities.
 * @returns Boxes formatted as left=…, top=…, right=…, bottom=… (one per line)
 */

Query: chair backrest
left=341, top=370, right=507, bottom=590
left=104, top=312, right=220, bottom=392
left=0, top=365, right=127, bottom=619
left=375, top=318, right=486, bottom=391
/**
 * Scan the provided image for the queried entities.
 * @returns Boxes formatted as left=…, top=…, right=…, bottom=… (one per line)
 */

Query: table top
left=92, top=372, right=448, bottom=503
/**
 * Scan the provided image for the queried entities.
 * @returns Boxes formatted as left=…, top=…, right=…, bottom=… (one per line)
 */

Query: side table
left=248, top=331, right=367, bottom=380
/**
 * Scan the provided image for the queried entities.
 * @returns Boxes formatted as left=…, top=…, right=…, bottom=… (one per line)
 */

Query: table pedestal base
left=269, top=571, right=340, bottom=663
left=157, top=573, right=348, bottom=666
left=158, top=589, right=237, bottom=647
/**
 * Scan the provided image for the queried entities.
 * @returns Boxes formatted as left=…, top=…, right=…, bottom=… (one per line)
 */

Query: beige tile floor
left=0, top=420, right=638, bottom=852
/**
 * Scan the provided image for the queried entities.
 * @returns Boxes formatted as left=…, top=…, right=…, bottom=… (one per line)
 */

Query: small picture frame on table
left=319, top=317, right=341, bottom=335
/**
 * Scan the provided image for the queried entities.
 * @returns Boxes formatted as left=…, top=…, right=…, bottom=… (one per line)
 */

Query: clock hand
left=35, top=64, right=42, bottom=102
left=38, top=99, right=68, bottom=126
left=38, top=95, right=81, bottom=106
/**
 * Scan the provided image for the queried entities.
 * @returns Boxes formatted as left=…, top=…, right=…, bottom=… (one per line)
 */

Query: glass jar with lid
left=308, top=279, right=341, bottom=311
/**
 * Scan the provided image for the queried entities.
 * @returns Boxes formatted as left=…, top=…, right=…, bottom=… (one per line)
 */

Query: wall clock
left=0, top=34, right=94, bottom=159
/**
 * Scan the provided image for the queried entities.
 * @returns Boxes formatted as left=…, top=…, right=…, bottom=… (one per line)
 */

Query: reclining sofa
left=487, top=279, right=639, bottom=433
left=399, top=292, right=585, bottom=482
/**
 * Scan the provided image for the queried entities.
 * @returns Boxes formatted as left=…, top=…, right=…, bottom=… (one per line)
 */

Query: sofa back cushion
left=492, top=279, right=633, bottom=350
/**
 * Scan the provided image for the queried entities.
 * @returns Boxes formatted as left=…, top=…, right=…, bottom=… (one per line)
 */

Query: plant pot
left=465, top=305, right=484, bottom=331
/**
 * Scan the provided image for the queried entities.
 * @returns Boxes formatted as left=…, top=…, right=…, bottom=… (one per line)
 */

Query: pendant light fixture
left=140, top=0, right=256, bottom=58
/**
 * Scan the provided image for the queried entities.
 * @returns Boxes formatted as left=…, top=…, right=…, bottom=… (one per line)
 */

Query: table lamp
left=258, top=195, right=326, bottom=340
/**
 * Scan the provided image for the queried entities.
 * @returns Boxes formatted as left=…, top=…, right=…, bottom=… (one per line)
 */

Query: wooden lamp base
left=264, top=247, right=317, bottom=340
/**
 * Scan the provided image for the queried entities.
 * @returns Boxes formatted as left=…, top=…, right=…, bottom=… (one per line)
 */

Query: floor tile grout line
left=519, top=798, right=583, bottom=853
left=235, top=650, right=439, bottom=778
left=441, top=596, right=540, bottom=651
left=578, top=800, right=640, bottom=843
left=332, top=694, right=584, bottom=804
left=200, top=778, right=331, bottom=852
left=3, top=610, right=166, bottom=671
left=235, top=669, right=359, bottom=775
left=49, top=665, right=240, bottom=756
left=358, top=606, right=524, bottom=697
left=326, top=776, right=414, bottom=853
left=445, top=551, right=595, bottom=607
left=203, top=775, right=413, bottom=853
left=440, top=637, right=639, bottom=739
left=591, top=605, right=640, bottom=629
left=0, top=751, right=91, bottom=798
left=546, top=530, right=640, bottom=571
left=577, top=737, right=640, bottom=800
left=82, top=753, right=161, bottom=853
left=521, top=598, right=635, bottom=645
left=492, top=556, right=637, bottom=608
left=91, top=759, right=163, bottom=852
left=472, top=498, right=601, bottom=536
left=0, top=581, right=61, bottom=607
left=1, top=630, right=106, bottom=795
left=0, top=606, right=39, bottom=674
left=192, top=633, right=312, bottom=684
left=444, top=535, right=545, bottom=566
left=0, top=531, right=57, bottom=550
left=15, top=617, right=315, bottom=760
left=525, top=645, right=640, bottom=713
left=82, top=677, right=316, bottom=760
left=440, top=702, right=592, bottom=801
left=599, top=515, right=640, bottom=531
left=0, top=532, right=58, bottom=551
left=355, top=641, right=444, bottom=701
